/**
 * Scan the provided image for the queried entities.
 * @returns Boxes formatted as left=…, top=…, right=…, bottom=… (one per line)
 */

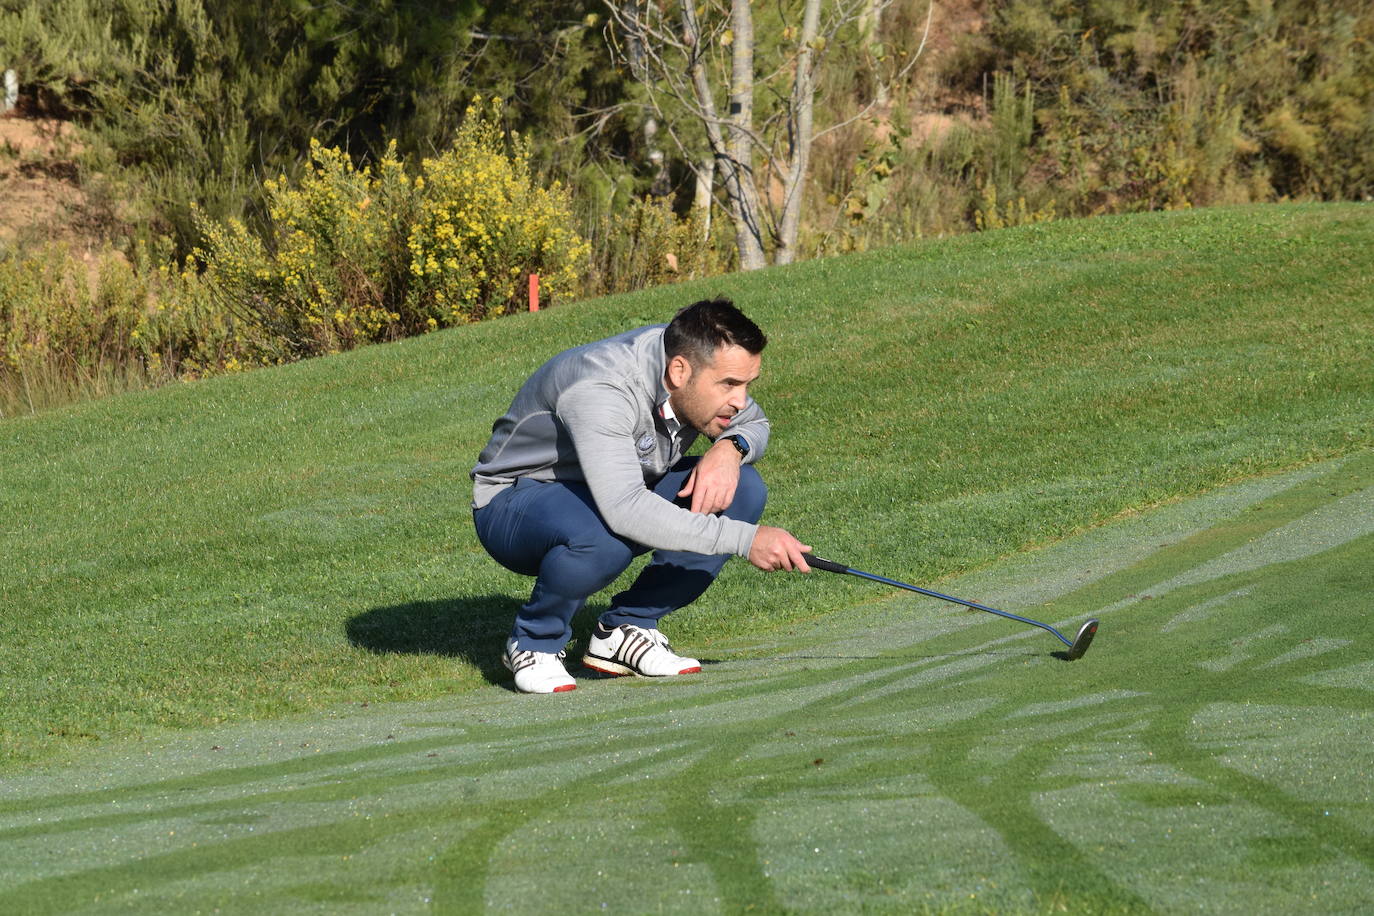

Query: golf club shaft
left=803, top=553, right=1075, bottom=649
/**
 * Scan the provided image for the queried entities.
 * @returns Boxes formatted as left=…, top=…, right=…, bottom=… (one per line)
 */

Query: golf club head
left=1064, top=618, right=1099, bottom=660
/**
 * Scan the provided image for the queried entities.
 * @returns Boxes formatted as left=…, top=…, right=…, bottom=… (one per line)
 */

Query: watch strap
left=723, top=434, right=749, bottom=458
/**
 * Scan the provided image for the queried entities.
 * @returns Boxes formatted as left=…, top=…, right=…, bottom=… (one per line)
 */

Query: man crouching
left=471, top=298, right=812, bottom=693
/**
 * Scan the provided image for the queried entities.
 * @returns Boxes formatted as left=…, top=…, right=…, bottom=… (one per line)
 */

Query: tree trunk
left=681, top=0, right=766, bottom=270
left=693, top=155, right=714, bottom=241
left=775, top=0, right=821, bottom=265
left=859, top=0, right=889, bottom=108
left=724, top=0, right=766, bottom=270
left=645, top=115, right=669, bottom=196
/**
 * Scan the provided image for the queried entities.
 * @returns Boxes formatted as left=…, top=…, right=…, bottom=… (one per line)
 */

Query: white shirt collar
left=658, top=388, right=683, bottom=436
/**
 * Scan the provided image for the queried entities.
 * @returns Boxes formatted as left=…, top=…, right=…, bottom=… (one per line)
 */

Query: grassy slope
left=1, top=202, right=1371, bottom=771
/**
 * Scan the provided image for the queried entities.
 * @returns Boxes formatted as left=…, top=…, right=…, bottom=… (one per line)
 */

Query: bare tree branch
left=602, top=0, right=928, bottom=270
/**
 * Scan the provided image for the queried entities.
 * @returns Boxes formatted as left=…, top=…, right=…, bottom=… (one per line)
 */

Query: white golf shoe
left=582, top=623, right=702, bottom=678
left=503, top=639, right=577, bottom=693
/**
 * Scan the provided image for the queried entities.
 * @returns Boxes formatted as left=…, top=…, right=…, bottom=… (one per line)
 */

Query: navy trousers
left=473, top=458, right=767, bottom=653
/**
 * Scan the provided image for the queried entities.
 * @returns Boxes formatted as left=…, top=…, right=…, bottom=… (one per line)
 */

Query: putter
left=802, top=553, right=1099, bottom=660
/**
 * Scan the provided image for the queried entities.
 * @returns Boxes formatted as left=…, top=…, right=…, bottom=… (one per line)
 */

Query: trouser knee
left=543, top=532, right=636, bottom=599
left=729, top=464, right=768, bottom=523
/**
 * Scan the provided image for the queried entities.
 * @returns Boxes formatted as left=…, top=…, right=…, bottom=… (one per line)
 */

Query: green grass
left=2, top=451, right=1370, bottom=912
left=2, top=201, right=1371, bottom=778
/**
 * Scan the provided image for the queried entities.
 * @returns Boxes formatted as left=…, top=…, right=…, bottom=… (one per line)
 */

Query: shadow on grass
left=345, top=596, right=614, bottom=688
left=345, top=595, right=523, bottom=684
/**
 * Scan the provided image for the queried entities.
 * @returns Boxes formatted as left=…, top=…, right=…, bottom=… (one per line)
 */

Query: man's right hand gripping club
left=748, top=526, right=813, bottom=572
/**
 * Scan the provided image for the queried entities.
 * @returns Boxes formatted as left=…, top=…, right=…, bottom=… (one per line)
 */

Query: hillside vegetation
left=5, top=0, right=1370, bottom=249
left=2, top=0, right=1372, bottom=415
left=1, top=203, right=1370, bottom=771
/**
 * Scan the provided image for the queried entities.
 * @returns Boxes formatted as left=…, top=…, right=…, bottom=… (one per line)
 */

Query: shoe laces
left=634, top=626, right=674, bottom=653
left=510, top=646, right=567, bottom=667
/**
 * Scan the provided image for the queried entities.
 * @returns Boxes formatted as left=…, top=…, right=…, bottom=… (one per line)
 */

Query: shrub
left=0, top=242, right=239, bottom=416
left=406, top=101, right=590, bottom=323
left=583, top=195, right=718, bottom=296
left=196, top=100, right=590, bottom=363
left=0, top=0, right=484, bottom=252
left=195, top=140, right=416, bottom=363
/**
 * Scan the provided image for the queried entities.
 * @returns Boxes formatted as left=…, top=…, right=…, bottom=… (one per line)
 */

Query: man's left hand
left=677, top=439, right=743, bottom=514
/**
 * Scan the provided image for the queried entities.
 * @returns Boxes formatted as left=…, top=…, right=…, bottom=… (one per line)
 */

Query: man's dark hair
left=664, top=297, right=767, bottom=367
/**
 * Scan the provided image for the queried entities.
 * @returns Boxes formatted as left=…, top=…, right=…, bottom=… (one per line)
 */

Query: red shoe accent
left=678, top=665, right=702, bottom=675
left=553, top=684, right=577, bottom=692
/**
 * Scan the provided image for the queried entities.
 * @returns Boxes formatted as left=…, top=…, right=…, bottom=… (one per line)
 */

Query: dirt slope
left=0, top=112, right=110, bottom=256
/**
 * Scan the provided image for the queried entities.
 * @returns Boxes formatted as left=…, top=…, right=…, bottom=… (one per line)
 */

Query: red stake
left=529, top=273, right=540, bottom=312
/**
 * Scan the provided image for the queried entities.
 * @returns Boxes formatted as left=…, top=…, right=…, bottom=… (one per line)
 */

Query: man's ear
left=665, top=353, right=694, bottom=390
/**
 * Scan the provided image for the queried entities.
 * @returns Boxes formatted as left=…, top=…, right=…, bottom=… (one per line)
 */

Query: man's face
left=666, top=344, right=762, bottom=437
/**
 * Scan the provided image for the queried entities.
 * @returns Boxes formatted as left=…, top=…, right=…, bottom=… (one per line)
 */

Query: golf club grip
left=802, top=553, right=850, bottom=574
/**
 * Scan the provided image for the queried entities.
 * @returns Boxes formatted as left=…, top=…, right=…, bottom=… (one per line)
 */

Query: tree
left=1, top=0, right=484, bottom=249
left=604, top=0, right=927, bottom=269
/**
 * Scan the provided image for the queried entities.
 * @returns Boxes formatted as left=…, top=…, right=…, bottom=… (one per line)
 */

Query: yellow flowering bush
left=195, top=140, right=415, bottom=362
left=406, top=99, right=589, bottom=323
left=126, top=244, right=245, bottom=379
left=196, top=100, right=589, bottom=361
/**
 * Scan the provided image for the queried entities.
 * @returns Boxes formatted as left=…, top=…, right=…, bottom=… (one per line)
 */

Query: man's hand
left=748, top=526, right=813, bottom=572
left=677, top=439, right=743, bottom=514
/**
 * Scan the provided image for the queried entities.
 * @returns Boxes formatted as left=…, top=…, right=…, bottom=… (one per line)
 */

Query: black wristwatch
left=722, top=434, right=749, bottom=458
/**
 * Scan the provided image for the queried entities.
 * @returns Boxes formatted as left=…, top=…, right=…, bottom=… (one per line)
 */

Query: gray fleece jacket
left=471, top=324, right=770, bottom=557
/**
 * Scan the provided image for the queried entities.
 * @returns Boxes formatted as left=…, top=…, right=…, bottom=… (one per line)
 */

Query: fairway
left=3, top=203, right=1372, bottom=912
left=3, top=452, right=1370, bottom=913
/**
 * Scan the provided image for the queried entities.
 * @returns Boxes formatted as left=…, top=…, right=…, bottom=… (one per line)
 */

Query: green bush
left=816, top=0, right=1370, bottom=249
left=584, top=195, right=719, bottom=296
left=0, top=101, right=593, bottom=416
left=0, top=0, right=484, bottom=249
left=957, top=0, right=1374, bottom=214
left=0, top=243, right=239, bottom=416
left=194, top=141, right=414, bottom=363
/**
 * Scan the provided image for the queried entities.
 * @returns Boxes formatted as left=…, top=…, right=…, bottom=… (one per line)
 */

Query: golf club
left=802, top=553, right=1099, bottom=660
